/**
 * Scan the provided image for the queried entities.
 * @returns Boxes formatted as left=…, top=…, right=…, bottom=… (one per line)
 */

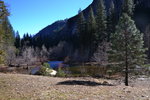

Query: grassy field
left=0, top=73, right=149, bottom=100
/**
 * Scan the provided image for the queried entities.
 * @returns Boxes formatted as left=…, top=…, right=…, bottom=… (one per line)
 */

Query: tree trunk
left=125, top=32, right=129, bottom=86
left=125, top=59, right=128, bottom=86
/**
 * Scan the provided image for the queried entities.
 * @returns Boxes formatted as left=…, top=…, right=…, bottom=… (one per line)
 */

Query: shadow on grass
left=57, top=80, right=114, bottom=86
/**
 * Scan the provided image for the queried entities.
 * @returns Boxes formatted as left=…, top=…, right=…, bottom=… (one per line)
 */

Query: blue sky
left=4, top=0, right=93, bottom=37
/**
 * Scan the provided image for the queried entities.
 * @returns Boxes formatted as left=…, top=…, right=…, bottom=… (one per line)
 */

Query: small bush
left=39, top=63, right=53, bottom=76
left=106, top=70, right=113, bottom=78
left=56, top=67, right=66, bottom=77
left=43, top=63, right=50, bottom=68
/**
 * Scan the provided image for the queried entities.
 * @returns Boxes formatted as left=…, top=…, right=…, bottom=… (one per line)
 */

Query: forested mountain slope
left=34, top=0, right=150, bottom=48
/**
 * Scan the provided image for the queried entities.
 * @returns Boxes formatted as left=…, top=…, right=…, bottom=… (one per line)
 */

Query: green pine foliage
left=2, top=17, right=15, bottom=46
left=109, top=13, right=146, bottom=86
left=56, top=67, right=66, bottom=77
left=0, top=1, right=15, bottom=65
left=0, top=1, right=9, bottom=19
left=107, top=1, right=116, bottom=41
left=87, top=6, right=97, bottom=46
left=96, top=0, right=107, bottom=43
left=87, top=6, right=97, bottom=57
left=110, top=13, right=146, bottom=65
left=0, top=24, right=5, bottom=64
left=77, top=11, right=87, bottom=47
left=0, top=1, right=8, bottom=64
left=122, top=0, right=134, bottom=16
left=21, top=33, right=32, bottom=47
left=15, top=31, right=21, bottom=49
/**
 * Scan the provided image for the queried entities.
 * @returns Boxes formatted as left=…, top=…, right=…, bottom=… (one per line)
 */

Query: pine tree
left=110, top=13, right=146, bottom=86
left=21, top=33, right=33, bottom=47
left=87, top=6, right=97, bottom=57
left=122, top=0, right=134, bottom=16
left=2, top=17, right=15, bottom=46
left=0, top=1, right=5, bottom=64
left=107, top=0, right=116, bottom=42
left=0, top=1, right=9, bottom=64
left=77, top=10, right=87, bottom=47
left=96, top=0, right=107, bottom=43
left=15, top=31, right=21, bottom=49
left=0, top=24, right=5, bottom=64
left=87, top=6, right=97, bottom=44
left=0, top=1, right=15, bottom=64
left=0, top=1, right=9, bottom=19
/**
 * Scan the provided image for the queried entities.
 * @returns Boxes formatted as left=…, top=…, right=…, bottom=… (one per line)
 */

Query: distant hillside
left=35, top=20, right=67, bottom=38
left=33, top=0, right=150, bottom=48
left=33, top=20, right=67, bottom=47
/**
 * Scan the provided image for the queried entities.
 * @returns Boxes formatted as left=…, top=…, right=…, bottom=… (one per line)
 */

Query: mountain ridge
left=34, top=0, right=150, bottom=48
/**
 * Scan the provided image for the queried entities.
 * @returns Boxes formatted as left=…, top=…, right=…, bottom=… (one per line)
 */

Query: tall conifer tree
left=0, top=1, right=15, bottom=64
left=122, top=0, right=134, bottom=16
left=15, top=31, right=21, bottom=49
left=96, top=0, right=107, bottom=43
left=77, top=10, right=86, bottom=47
left=2, top=17, right=15, bottom=46
left=107, top=0, right=116, bottom=41
left=0, top=1, right=9, bottom=64
left=87, top=6, right=97, bottom=58
left=110, top=13, right=146, bottom=86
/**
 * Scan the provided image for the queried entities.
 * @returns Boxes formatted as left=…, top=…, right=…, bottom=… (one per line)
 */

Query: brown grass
left=0, top=73, right=149, bottom=100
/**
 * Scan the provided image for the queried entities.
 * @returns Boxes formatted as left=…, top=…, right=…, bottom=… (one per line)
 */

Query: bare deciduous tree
left=5, top=46, right=16, bottom=66
left=40, top=45, right=50, bottom=63
left=22, top=47, right=37, bottom=69
left=15, top=56, right=24, bottom=67
left=92, top=41, right=110, bottom=65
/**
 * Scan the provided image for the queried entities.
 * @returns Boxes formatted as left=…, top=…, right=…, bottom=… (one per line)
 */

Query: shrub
left=106, top=70, right=113, bottom=78
left=39, top=63, right=53, bottom=76
left=56, top=67, right=66, bottom=77
left=43, top=63, right=50, bottom=68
